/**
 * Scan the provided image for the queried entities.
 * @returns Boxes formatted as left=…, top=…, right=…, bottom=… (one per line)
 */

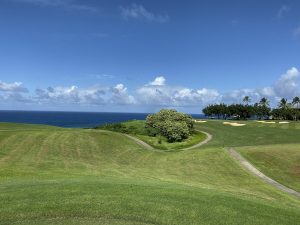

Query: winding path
left=227, top=148, right=300, bottom=199
left=121, top=132, right=300, bottom=199
left=123, top=131, right=212, bottom=151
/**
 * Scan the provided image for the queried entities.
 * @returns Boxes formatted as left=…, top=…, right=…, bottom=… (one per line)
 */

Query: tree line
left=202, top=96, right=300, bottom=120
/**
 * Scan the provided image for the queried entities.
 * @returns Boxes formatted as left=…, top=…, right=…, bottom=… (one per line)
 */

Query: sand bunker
left=256, top=121, right=276, bottom=124
left=279, top=121, right=290, bottom=124
left=194, top=120, right=207, bottom=123
left=223, top=122, right=246, bottom=127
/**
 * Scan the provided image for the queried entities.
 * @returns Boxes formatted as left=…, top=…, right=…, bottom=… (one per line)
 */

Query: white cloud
left=1, top=67, right=299, bottom=109
left=136, top=85, right=175, bottom=106
left=174, top=88, right=220, bottom=104
left=222, top=89, right=260, bottom=104
left=35, top=84, right=135, bottom=105
left=111, top=84, right=136, bottom=105
left=11, top=0, right=97, bottom=12
left=0, top=81, right=28, bottom=92
left=274, top=67, right=299, bottom=98
left=0, top=81, right=30, bottom=104
left=277, top=5, right=290, bottom=19
left=36, top=85, right=106, bottom=105
left=149, top=76, right=166, bottom=86
left=36, top=86, right=82, bottom=103
left=137, top=77, right=220, bottom=106
left=1, top=92, right=32, bottom=103
left=222, top=67, right=300, bottom=105
left=257, top=87, right=275, bottom=97
left=120, top=4, right=169, bottom=23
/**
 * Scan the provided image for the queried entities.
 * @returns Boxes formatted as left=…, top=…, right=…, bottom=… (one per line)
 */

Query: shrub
left=146, top=126, right=159, bottom=137
left=145, top=109, right=194, bottom=142
left=100, top=123, right=128, bottom=133
left=158, top=137, right=162, bottom=144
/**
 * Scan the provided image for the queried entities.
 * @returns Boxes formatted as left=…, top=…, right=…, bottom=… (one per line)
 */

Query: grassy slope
left=237, top=144, right=300, bottom=192
left=136, top=131, right=206, bottom=150
left=0, top=122, right=300, bottom=224
left=99, top=120, right=207, bottom=150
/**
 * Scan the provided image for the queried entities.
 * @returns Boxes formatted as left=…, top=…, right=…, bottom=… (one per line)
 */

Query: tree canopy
left=145, top=109, right=194, bottom=142
left=202, top=96, right=300, bottom=121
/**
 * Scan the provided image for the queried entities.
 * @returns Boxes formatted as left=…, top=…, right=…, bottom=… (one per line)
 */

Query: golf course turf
left=0, top=121, right=299, bottom=224
left=98, top=120, right=208, bottom=150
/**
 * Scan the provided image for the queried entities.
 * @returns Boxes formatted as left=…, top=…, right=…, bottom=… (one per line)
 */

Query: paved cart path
left=123, top=131, right=212, bottom=151
left=227, top=148, right=300, bottom=199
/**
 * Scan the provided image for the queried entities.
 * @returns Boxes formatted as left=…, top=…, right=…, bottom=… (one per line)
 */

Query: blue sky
left=0, top=0, right=300, bottom=113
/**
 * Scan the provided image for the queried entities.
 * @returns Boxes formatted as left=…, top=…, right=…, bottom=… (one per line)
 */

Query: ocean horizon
left=0, top=110, right=205, bottom=128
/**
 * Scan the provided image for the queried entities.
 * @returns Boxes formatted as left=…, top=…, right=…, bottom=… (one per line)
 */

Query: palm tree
left=259, top=97, right=269, bottom=107
left=278, top=98, right=289, bottom=109
left=292, top=96, right=300, bottom=109
left=243, top=96, right=251, bottom=105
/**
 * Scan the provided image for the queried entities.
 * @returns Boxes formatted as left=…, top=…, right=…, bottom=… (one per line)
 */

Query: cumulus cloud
left=148, top=76, right=166, bottom=86
left=111, top=84, right=136, bottom=105
left=222, top=89, right=260, bottom=104
left=0, top=81, right=31, bottom=104
left=1, top=92, right=32, bottom=103
left=35, top=84, right=135, bottom=105
left=1, top=67, right=299, bottom=109
left=0, top=81, right=28, bottom=92
left=222, top=67, right=300, bottom=104
left=120, top=4, right=169, bottom=23
left=274, top=67, right=299, bottom=98
left=137, top=77, right=220, bottom=106
left=36, top=86, right=85, bottom=104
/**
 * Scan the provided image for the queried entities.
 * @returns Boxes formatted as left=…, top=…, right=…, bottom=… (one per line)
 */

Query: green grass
left=237, top=144, right=300, bottom=192
left=99, top=120, right=207, bottom=150
left=135, top=131, right=206, bottom=150
left=197, top=120, right=300, bottom=148
left=0, top=121, right=300, bottom=224
left=1, top=178, right=300, bottom=225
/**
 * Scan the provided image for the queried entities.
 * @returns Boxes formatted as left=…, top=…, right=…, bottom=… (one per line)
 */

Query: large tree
left=278, top=98, right=289, bottom=109
left=292, top=96, right=300, bottom=109
left=259, top=97, right=269, bottom=107
left=146, top=109, right=194, bottom=142
left=242, top=96, right=251, bottom=105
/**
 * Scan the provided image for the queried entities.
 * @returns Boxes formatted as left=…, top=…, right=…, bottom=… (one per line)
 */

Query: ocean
left=0, top=111, right=205, bottom=128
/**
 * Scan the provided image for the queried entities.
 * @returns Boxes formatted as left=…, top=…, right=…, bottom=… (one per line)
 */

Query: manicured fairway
left=198, top=120, right=300, bottom=147
left=0, top=121, right=299, bottom=224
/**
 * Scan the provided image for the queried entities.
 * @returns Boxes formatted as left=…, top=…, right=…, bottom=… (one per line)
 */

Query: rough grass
left=0, top=121, right=299, bottom=224
left=237, top=144, right=300, bottom=192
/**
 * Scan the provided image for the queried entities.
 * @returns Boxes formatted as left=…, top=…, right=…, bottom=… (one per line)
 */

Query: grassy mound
left=98, top=120, right=207, bottom=150
left=0, top=121, right=299, bottom=224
